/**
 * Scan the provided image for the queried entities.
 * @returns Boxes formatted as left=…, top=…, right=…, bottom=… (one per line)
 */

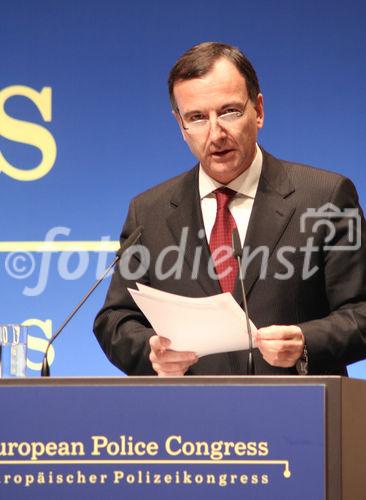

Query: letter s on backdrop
left=0, top=85, right=57, bottom=181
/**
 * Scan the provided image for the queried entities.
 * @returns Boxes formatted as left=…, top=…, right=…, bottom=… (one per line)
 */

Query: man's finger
left=257, top=325, right=303, bottom=341
left=149, top=335, right=171, bottom=350
left=258, top=339, right=304, bottom=353
left=154, top=361, right=193, bottom=374
left=150, top=349, right=197, bottom=364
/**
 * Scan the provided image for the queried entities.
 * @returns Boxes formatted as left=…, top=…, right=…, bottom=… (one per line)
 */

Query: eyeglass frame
left=176, top=97, right=251, bottom=133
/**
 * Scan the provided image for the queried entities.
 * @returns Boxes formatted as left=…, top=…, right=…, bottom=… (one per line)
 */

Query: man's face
left=173, top=58, right=264, bottom=184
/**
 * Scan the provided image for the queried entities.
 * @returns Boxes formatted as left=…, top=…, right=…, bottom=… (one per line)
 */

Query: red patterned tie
left=209, top=187, right=239, bottom=293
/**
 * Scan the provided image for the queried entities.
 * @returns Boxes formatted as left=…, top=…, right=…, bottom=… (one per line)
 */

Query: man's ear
left=172, top=110, right=187, bottom=142
left=255, top=93, right=264, bottom=129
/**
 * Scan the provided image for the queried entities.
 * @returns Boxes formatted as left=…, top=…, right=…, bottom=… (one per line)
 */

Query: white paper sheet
left=128, top=284, right=257, bottom=357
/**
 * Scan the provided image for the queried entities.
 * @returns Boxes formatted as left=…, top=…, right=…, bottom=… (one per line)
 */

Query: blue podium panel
left=0, top=384, right=325, bottom=499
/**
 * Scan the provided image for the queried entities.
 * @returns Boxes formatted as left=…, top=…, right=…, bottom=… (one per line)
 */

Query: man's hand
left=149, top=335, right=198, bottom=376
left=256, top=325, right=305, bottom=368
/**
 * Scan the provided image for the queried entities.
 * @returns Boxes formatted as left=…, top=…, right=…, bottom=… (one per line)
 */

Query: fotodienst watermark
left=3, top=203, right=362, bottom=296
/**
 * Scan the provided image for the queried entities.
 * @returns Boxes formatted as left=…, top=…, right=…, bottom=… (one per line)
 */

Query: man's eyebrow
left=182, top=101, right=246, bottom=118
left=182, top=109, right=204, bottom=119
left=219, top=101, right=246, bottom=110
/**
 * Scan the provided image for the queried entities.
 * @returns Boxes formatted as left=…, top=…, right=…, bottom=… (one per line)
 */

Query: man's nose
left=208, top=116, right=227, bottom=142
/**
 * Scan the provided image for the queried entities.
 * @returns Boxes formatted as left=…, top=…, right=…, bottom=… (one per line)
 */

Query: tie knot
left=214, top=187, right=236, bottom=209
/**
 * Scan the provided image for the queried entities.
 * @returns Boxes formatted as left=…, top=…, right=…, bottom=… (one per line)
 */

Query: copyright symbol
left=5, top=252, right=36, bottom=279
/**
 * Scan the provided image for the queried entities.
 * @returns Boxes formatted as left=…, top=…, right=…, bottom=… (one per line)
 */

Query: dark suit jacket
left=94, top=149, right=366, bottom=375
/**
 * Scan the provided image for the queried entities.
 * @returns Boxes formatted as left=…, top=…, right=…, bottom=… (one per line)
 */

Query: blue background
left=0, top=0, right=365, bottom=376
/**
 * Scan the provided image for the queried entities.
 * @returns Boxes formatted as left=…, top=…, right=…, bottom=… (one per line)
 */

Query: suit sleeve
left=298, top=177, right=366, bottom=374
left=93, top=198, right=155, bottom=375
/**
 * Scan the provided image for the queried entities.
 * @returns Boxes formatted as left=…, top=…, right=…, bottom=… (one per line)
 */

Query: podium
left=0, top=376, right=365, bottom=499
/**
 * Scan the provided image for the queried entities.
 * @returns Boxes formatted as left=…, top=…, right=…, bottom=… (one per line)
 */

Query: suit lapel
left=166, top=166, right=221, bottom=297
left=232, top=151, right=296, bottom=303
left=165, top=151, right=296, bottom=302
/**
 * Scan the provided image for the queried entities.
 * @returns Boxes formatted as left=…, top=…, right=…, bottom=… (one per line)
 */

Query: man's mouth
left=211, top=149, right=235, bottom=158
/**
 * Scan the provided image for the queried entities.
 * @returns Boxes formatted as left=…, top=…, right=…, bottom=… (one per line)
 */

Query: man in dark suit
left=94, top=42, right=366, bottom=376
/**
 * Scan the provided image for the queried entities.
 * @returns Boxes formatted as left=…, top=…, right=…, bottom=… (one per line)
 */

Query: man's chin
left=205, top=163, right=242, bottom=184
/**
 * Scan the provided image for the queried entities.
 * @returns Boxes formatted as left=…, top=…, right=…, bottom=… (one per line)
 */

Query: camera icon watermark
left=300, top=202, right=361, bottom=251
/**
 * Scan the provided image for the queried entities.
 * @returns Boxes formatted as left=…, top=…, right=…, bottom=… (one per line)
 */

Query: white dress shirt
left=199, top=144, right=263, bottom=246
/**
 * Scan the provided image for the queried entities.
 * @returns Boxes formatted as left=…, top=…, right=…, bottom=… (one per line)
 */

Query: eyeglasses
left=177, top=98, right=250, bottom=135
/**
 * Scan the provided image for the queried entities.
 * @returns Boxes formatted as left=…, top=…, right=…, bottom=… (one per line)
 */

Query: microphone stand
left=41, top=226, right=143, bottom=376
left=232, top=228, right=255, bottom=375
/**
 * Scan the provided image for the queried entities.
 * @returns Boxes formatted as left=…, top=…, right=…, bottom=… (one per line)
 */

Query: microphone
left=41, top=225, right=144, bottom=377
left=232, top=228, right=255, bottom=375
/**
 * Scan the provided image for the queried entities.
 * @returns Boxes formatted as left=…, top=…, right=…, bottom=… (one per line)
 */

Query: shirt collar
left=199, top=144, right=263, bottom=200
